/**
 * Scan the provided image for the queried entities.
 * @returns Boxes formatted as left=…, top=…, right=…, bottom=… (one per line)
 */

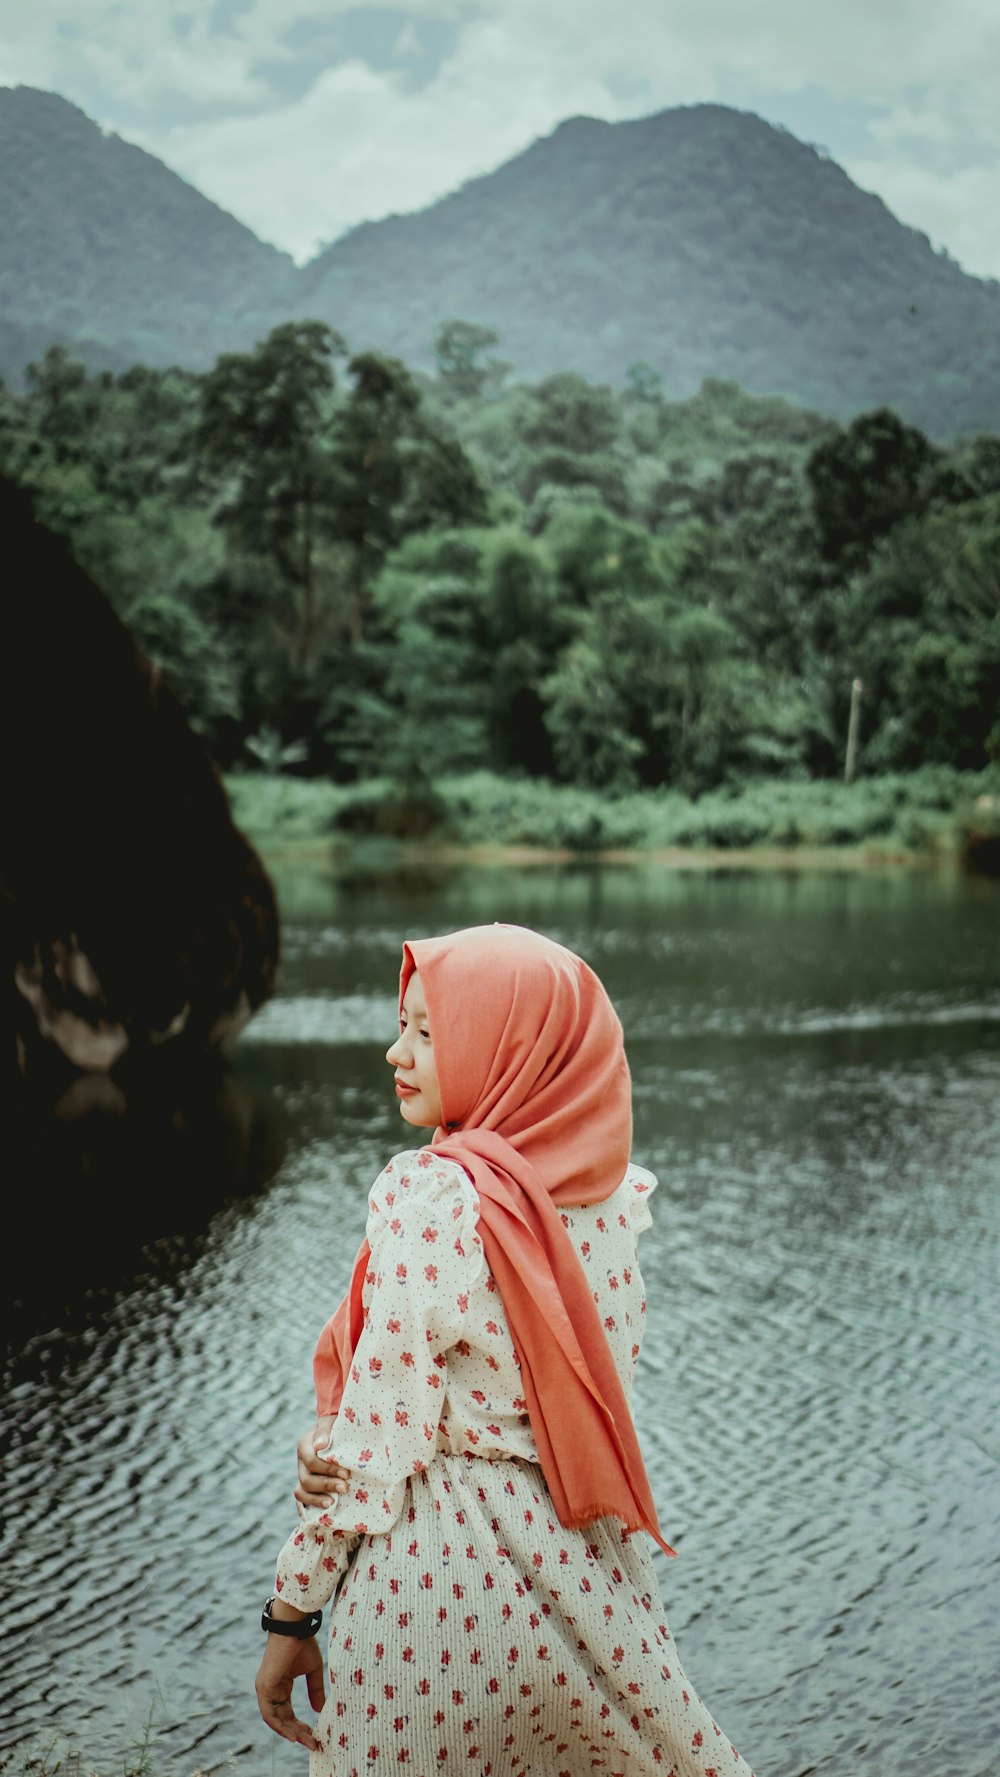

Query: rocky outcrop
left=2, top=475, right=279, bottom=1093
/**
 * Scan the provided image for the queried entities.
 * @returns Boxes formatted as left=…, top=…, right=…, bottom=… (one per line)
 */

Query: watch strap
left=261, top=1594, right=322, bottom=1638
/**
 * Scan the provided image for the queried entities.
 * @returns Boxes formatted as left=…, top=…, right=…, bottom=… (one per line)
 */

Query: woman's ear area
left=398, top=942, right=418, bottom=1018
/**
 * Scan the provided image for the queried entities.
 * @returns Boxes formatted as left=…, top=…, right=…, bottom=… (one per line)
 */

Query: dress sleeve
left=274, top=1151, right=483, bottom=1611
left=627, top=1163, right=658, bottom=1237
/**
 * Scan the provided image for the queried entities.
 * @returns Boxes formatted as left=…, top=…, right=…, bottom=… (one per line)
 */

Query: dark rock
left=959, top=796, right=1000, bottom=877
left=1, top=474, right=279, bottom=1085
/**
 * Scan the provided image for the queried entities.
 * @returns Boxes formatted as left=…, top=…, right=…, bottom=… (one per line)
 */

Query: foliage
left=1, top=1697, right=165, bottom=1777
left=225, top=770, right=372, bottom=841
left=834, top=494, right=1000, bottom=769
left=806, top=407, right=944, bottom=571
left=227, top=767, right=998, bottom=856
left=2, top=332, right=997, bottom=810
left=434, top=319, right=511, bottom=400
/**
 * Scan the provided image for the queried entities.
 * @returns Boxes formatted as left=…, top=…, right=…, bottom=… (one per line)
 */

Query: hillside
left=3, top=88, right=1000, bottom=435
left=0, top=87, right=295, bottom=375
left=302, top=107, right=1000, bottom=436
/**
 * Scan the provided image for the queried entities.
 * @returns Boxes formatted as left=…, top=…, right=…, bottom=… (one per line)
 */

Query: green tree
left=329, top=528, right=494, bottom=783
left=623, top=362, right=664, bottom=405
left=125, top=591, right=240, bottom=731
left=24, top=344, right=102, bottom=458
left=328, top=351, right=489, bottom=645
left=839, top=495, right=1000, bottom=769
left=523, top=373, right=620, bottom=456
left=806, top=407, right=942, bottom=572
left=522, top=447, right=630, bottom=516
left=433, top=319, right=511, bottom=400
left=329, top=526, right=559, bottom=782
left=198, top=320, right=347, bottom=676
left=478, top=530, right=560, bottom=773
left=542, top=635, right=644, bottom=791
left=535, top=507, right=741, bottom=790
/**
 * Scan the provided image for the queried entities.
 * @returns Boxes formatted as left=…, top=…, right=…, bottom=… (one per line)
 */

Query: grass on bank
left=224, top=765, right=1000, bottom=858
left=0, top=1702, right=176, bottom=1777
left=0, top=1755, right=220, bottom=1777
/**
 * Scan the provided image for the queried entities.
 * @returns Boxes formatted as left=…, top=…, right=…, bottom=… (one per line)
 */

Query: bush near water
left=225, top=765, right=997, bottom=856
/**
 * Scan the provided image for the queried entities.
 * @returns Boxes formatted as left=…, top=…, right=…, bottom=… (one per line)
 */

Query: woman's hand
left=255, top=1630, right=326, bottom=1750
left=295, top=1415, right=352, bottom=1508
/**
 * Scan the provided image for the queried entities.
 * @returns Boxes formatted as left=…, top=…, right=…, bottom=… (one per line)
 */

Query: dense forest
left=3, top=320, right=998, bottom=843
left=4, top=87, right=1000, bottom=437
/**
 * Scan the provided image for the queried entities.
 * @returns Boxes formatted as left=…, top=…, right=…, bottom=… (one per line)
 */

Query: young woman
left=255, top=924, right=757, bottom=1775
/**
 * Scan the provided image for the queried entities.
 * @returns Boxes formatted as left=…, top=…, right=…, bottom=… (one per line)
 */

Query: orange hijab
left=313, top=923, right=674, bottom=1555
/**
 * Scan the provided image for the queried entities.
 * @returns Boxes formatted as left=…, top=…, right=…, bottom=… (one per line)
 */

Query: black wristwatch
left=261, top=1594, right=323, bottom=1639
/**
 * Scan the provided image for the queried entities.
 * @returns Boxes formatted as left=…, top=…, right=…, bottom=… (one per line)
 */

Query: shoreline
left=225, top=768, right=998, bottom=875
left=229, top=767, right=1000, bottom=877
left=251, top=835, right=951, bottom=872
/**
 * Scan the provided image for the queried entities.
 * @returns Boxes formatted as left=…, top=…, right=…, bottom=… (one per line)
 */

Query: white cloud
left=150, top=21, right=619, bottom=259
left=843, top=156, right=1000, bottom=282
left=1, top=0, right=999, bottom=274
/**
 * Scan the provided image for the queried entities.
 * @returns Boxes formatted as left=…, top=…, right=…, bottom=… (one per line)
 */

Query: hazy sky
left=2, top=0, right=998, bottom=277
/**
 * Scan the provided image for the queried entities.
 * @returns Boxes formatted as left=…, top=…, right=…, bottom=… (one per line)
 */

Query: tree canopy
left=1, top=326, right=996, bottom=797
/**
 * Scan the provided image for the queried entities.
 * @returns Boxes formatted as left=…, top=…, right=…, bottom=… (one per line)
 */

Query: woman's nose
left=386, top=1037, right=410, bottom=1066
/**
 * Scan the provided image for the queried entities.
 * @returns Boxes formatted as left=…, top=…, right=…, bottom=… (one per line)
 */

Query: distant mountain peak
left=550, top=114, right=611, bottom=135
left=0, top=84, right=296, bottom=383
left=1, top=88, right=998, bottom=434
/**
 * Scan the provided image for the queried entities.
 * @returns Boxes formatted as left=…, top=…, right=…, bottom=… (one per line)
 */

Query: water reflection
left=2, top=857, right=998, bottom=1777
left=4, top=1056, right=286, bottom=1351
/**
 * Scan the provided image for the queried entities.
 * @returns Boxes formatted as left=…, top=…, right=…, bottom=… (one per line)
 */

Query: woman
left=255, top=924, right=757, bottom=1775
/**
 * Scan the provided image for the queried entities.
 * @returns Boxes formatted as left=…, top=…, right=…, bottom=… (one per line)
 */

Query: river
left=3, top=855, right=999, bottom=1776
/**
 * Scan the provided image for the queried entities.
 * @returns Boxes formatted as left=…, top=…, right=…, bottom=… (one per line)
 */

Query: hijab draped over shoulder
left=313, top=923, right=673, bottom=1554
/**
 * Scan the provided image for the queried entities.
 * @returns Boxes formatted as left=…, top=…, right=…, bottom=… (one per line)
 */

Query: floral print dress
left=275, top=1149, right=756, bottom=1777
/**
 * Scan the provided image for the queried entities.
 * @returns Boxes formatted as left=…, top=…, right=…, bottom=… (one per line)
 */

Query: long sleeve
left=274, top=1151, right=484, bottom=1611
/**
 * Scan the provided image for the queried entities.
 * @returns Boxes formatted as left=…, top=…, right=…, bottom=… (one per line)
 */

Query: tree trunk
left=844, top=677, right=863, bottom=784
left=299, top=492, right=316, bottom=672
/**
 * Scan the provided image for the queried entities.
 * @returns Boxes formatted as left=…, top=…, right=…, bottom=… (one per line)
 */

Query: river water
left=3, top=856, right=999, bottom=1777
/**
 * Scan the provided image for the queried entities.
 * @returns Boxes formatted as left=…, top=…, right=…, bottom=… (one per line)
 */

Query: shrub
left=224, top=768, right=998, bottom=856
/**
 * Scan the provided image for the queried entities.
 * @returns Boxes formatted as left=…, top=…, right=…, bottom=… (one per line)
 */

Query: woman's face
left=385, top=970, right=444, bottom=1129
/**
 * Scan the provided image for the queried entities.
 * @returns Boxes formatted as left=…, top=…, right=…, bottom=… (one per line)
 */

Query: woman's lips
left=395, top=1081, right=418, bottom=1097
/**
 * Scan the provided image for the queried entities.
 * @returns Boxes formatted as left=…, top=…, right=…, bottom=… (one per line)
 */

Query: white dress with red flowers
left=274, top=1150, right=756, bottom=1777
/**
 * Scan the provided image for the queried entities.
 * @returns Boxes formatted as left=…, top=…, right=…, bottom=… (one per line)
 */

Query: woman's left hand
left=295, top=1415, right=352, bottom=1508
left=255, top=1632, right=326, bottom=1750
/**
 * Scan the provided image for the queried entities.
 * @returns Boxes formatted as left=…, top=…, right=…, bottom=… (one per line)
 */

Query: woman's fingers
left=296, top=1420, right=346, bottom=1476
left=294, top=1467, right=350, bottom=1508
left=255, top=1676, right=320, bottom=1750
left=255, top=1639, right=324, bottom=1751
left=295, top=1417, right=351, bottom=1505
left=305, top=1647, right=327, bottom=1717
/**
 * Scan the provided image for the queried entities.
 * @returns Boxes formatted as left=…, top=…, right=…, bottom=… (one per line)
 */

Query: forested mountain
left=3, top=86, right=1000, bottom=436
left=0, top=87, right=295, bottom=375
left=305, top=107, right=1000, bottom=437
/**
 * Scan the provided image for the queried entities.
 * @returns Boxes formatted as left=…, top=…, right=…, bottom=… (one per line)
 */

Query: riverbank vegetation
left=226, top=763, right=998, bottom=858
left=2, top=321, right=998, bottom=850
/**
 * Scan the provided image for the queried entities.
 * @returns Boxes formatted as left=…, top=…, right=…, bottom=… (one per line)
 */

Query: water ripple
left=3, top=870, right=999, bottom=1777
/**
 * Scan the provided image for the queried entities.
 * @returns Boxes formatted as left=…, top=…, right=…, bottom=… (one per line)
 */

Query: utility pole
left=844, top=677, right=863, bottom=784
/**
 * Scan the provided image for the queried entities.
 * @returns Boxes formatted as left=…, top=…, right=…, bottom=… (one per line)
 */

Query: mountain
left=0, top=87, right=296, bottom=375
left=302, top=107, right=1000, bottom=436
left=3, top=87, right=1000, bottom=436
